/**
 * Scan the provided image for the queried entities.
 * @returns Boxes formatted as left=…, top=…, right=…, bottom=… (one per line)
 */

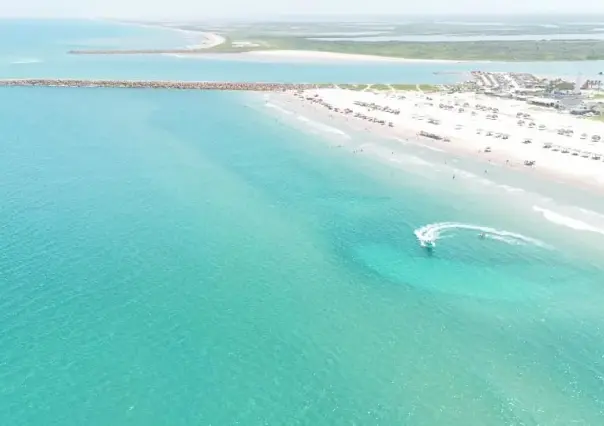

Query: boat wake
left=414, top=222, right=546, bottom=248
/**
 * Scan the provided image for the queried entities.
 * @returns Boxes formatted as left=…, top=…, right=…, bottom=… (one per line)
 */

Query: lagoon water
left=1, top=20, right=604, bottom=425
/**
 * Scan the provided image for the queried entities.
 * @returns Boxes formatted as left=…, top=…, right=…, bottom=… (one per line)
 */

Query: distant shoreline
left=67, top=43, right=604, bottom=63
left=104, top=19, right=227, bottom=50
left=67, top=47, right=472, bottom=63
left=72, top=21, right=604, bottom=63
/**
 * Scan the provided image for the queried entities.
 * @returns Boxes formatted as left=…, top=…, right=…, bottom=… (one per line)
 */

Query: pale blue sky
left=3, top=0, right=604, bottom=19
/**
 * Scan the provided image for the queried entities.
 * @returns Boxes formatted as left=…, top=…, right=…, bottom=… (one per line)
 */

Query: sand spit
left=68, top=48, right=466, bottom=63
left=0, top=79, right=331, bottom=91
left=242, top=50, right=465, bottom=63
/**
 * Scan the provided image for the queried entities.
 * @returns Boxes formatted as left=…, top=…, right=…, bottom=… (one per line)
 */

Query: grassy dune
left=208, top=35, right=604, bottom=61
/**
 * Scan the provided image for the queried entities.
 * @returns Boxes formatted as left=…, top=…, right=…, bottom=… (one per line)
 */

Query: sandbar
left=241, top=50, right=468, bottom=63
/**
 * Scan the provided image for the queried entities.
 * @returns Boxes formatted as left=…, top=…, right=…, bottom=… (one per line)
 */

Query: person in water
left=479, top=233, right=486, bottom=239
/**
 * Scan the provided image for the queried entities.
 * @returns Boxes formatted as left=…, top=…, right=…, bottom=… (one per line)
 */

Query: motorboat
left=420, top=239, right=435, bottom=249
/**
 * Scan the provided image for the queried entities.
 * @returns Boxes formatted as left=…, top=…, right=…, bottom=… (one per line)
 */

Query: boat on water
left=420, top=239, right=435, bottom=249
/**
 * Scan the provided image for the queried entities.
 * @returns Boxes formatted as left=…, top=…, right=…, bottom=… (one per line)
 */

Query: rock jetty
left=0, top=79, right=331, bottom=91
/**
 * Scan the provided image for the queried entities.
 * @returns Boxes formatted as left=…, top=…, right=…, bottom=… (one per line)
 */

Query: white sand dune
left=191, top=32, right=226, bottom=49
left=243, top=50, right=463, bottom=63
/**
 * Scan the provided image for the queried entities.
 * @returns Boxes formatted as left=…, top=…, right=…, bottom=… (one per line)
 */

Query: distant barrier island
left=203, top=39, right=604, bottom=62
left=69, top=39, right=604, bottom=62
left=70, top=20, right=604, bottom=62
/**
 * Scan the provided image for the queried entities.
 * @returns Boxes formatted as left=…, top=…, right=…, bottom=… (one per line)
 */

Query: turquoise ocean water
left=1, top=20, right=604, bottom=425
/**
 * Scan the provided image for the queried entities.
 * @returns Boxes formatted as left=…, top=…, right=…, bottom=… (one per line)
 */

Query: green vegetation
left=176, top=20, right=604, bottom=41
left=370, top=84, right=391, bottom=91
left=390, top=84, right=440, bottom=91
left=389, top=84, right=417, bottom=91
left=338, top=84, right=369, bottom=90
left=591, top=115, right=604, bottom=123
left=206, top=34, right=604, bottom=61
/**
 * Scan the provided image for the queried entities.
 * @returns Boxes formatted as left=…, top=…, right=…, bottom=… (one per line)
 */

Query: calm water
left=1, top=20, right=604, bottom=426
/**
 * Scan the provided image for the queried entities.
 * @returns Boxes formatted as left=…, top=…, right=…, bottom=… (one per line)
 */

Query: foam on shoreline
left=533, top=206, right=604, bottom=235
left=296, top=114, right=351, bottom=138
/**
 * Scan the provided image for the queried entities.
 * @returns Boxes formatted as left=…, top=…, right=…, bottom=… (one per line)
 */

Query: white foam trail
left=533, top=206, right=604, bottom=236
left=422, top=145, right=445, bottom=153
left=265, top=102, right=293, bottom=115
left=578, top=207, right=604, bottom=221
left=296, top=115, right=350, bottom=138
left=448, top=168, right=494, bottom=186
left=365, top=146, right=438, bottom=171
left=498, top=184, right=525, bottom=193
left=451, top=169, right=478, bottom=180
left=10, top=58, right=42, bottom=64
left=393, top=157, right=436, bottom=169
left=400, top=155, right=434, bottom=167
left=414, top=222, right=546, bottom=248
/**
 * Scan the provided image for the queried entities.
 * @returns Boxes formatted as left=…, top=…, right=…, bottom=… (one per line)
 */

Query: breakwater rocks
left=0, top=79, right=332, bottom=91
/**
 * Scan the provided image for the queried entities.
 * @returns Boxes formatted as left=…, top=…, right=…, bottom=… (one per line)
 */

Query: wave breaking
left=264, top=102, right=294, bottom=115
left=533, top=206, right=604, bottom=236
left=296, top=115, right=350, bottom=138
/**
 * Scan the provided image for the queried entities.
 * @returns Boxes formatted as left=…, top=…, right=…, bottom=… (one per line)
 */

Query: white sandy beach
left=274, top=87, right=604, bottom=187
left=191, top=32, right=226, bottom=49
left=243, top=50, right=466, bottom=63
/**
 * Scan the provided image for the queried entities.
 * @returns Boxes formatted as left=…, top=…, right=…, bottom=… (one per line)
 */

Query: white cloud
left=2, top=0, right=604, bottom=18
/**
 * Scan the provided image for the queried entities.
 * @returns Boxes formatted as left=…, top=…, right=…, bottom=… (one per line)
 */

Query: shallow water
left=1, top=20, right=604, bottom=426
